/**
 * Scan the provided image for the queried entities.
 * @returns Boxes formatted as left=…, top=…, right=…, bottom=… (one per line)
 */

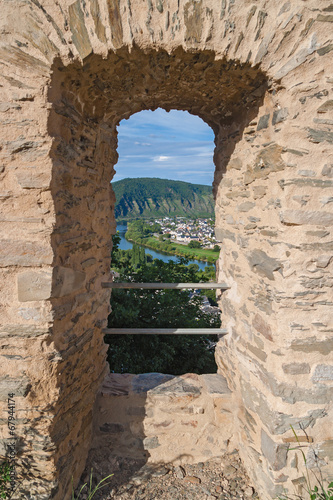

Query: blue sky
left=113, top=109, right=215, bottom=186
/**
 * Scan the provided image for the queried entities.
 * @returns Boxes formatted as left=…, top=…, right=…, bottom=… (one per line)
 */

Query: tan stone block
left=17, top=270, right=52, bottom=302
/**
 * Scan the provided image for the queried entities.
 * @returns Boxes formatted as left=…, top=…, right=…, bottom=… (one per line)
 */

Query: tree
left=188, top=240, right=201, bottom=249
left=105, top=256, right=220, bottom=375
left=213, top=244, right=220, bottom=252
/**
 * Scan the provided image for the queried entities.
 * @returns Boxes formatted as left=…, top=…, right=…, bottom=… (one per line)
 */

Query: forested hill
left=113, top=178, right=214, bottom=219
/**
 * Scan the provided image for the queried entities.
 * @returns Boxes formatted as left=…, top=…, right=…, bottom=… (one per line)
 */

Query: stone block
left=0, top=240, right=53, bottom=267
left=261, top=429, right=288, bottom=471
left=272, top=108, right=288, bottom=125
left=132, top=373, right=175, bottom=394
left=322, top=164, right=333, bottom=177
left=237, top=201, right=255, bottom=212
left=17, top=270, right=52, bottom=302
left=201, top=374, right=231, bottom=395
left=247, top=249, right=282, bottom=280
left=52, top=266, right=86, bottom=298
left=0, top=377, right=31, bottom=399
left=68, top=0, right=92, bottom=59
left=215, top=228, right=235, bottom=242
left=280, top=210, right=333, bottom=226
left=282, top=363, right=310, bottom=375
left=143, top=436, right=160, bottom=449
left=252, top=313, right=273, bottom=342
left=307, top=128, right=333, bottom=144
left=257, top=114, right=270, bottom=130
left=16, top=170, right=51, bottom=189
left=312, top=365, right=333, bottom=383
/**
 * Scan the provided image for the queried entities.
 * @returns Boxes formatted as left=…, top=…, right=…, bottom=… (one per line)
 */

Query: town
left=147, top=217, right=218, bottom=249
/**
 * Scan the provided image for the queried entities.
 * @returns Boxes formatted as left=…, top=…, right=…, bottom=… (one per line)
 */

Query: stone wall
left=92, top=372, right=233, bottom=464
left=0, top=0, right=332, bottom=498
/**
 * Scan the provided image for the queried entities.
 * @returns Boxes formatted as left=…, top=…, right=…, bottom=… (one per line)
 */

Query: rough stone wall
left=92, top=372, right=233, bottom=464
left=0, top=0, right=332, bottom=498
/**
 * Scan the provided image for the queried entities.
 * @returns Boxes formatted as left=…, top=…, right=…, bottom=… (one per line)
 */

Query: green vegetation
left=125, top=220, right=219, bottom=264
left=113, top=177, right=214, bottom=219
left=278, top=426, right=333, bottom=500
left=0, top=461, right=11, bottom=499
left=106, top=235, right=220, bottom=374
left=71, top=470, right=113, bottom=500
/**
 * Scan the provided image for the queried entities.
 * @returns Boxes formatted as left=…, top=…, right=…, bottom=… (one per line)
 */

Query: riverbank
left=126, top=234, right=219, bottom=264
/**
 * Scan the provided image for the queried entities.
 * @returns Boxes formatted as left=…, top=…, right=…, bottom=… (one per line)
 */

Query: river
left=116, top=224, right=213, bottom=271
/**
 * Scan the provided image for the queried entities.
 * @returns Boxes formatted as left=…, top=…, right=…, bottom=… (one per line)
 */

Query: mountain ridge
left=113, top=177, right=215, bottom=219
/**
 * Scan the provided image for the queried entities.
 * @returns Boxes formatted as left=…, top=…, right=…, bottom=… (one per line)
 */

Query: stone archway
left=0, top=1, right=332, bottom=499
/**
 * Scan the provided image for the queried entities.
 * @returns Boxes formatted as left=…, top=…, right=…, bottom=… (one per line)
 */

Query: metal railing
left=102, top=282, right=229, bottom=335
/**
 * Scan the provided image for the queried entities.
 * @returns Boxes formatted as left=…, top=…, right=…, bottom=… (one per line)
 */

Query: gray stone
left=0, top=102, right=21, bottom=112
left=316, top=255, right=332, bottom=268
left=317, top=100, right=333, bottom=113
left=52, top=266, right=86, bottom=298
left=253, top=185, right=266, bottom=199
left=237, top=201, right=255, bottom=212
left=0, top=377, right=31, bottom=399
left=226, top=190, right=250, bottom=199
left=322, top=164, right=333, bottom=177
left=282, top=363, right=311, bottom=375
left=306, top=230, right=329, bottom=238
left=0, top=325, right=49, bottom=338
left=298, top=170, right=316, bottom=177
left=316, top=14, right=333, bottom=22
left=312, top=365, right=333, bottom=383
left=201, top=374, right=231, bottom=395
left=275, top=42, right=318, bottom=79
left=156, top=0, right=163, bottom=13
left=307, top=128, right=333, bottom=144
left=280, top=210, right=333, bottom=226
left=272, top=108, right=288, bottom=125
left=257, top=114, right=270, bottom=130
left=252, top=313, right=273, bottom=341
left=240, top=379, right=326, bottom=434
left=215, top=228, right=235, bottom=242
left=261, top=429, right=288, bottom=471
left=68, top=0, right=92, bottom=59
left=247, top=249, right=282, bottom=280
left=318, top=440, right=333, bottom=461
left=246, top=342, right=267, bottom=362
left=17, top=270, right=52, bottom=302
left=143, top=436, right=160, bottom=449
left=132, top=373, right=175, bottom=393
left=317, top=43, right=333, bottom=56
left=0, top=240, right=53, bottom=267
left=281, top=178, right=333, bottom=192
left=150, top=376, right=201, bottom=395
left=320, top=196, right=333, bottom=205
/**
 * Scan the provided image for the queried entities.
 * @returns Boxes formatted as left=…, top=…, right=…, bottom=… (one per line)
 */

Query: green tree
left=105, top=257, right=220, bottom=374
left=188, top=240, right=201, bottom=249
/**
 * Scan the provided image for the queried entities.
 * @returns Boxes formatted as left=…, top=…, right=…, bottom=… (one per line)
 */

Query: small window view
left=106, top=109, right=223, bottom=375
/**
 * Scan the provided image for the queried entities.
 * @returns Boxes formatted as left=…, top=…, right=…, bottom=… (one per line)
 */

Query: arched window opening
left=105, top=108, right=224, bottom=376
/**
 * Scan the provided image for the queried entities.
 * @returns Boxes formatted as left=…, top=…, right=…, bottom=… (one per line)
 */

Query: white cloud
left=153, top=155, right=170, bottom=162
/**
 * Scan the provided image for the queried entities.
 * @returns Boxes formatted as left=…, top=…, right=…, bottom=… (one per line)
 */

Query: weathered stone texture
left=0, top=0, right=332, bottom=499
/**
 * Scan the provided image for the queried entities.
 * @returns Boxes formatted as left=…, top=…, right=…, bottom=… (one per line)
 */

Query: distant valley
left=113, top=177, right=214, bottom=220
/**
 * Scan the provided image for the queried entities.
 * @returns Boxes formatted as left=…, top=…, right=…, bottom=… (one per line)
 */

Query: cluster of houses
left=150, top=217, right=218, bottom=248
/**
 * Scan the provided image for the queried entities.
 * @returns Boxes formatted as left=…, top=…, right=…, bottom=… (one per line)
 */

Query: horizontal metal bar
left=102, top=328, right=227, bottom=335
left=102, top=282, right=229, bottom=290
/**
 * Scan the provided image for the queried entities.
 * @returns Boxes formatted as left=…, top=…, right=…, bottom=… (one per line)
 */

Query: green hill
left=113, top=178, right=214, bottom=220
